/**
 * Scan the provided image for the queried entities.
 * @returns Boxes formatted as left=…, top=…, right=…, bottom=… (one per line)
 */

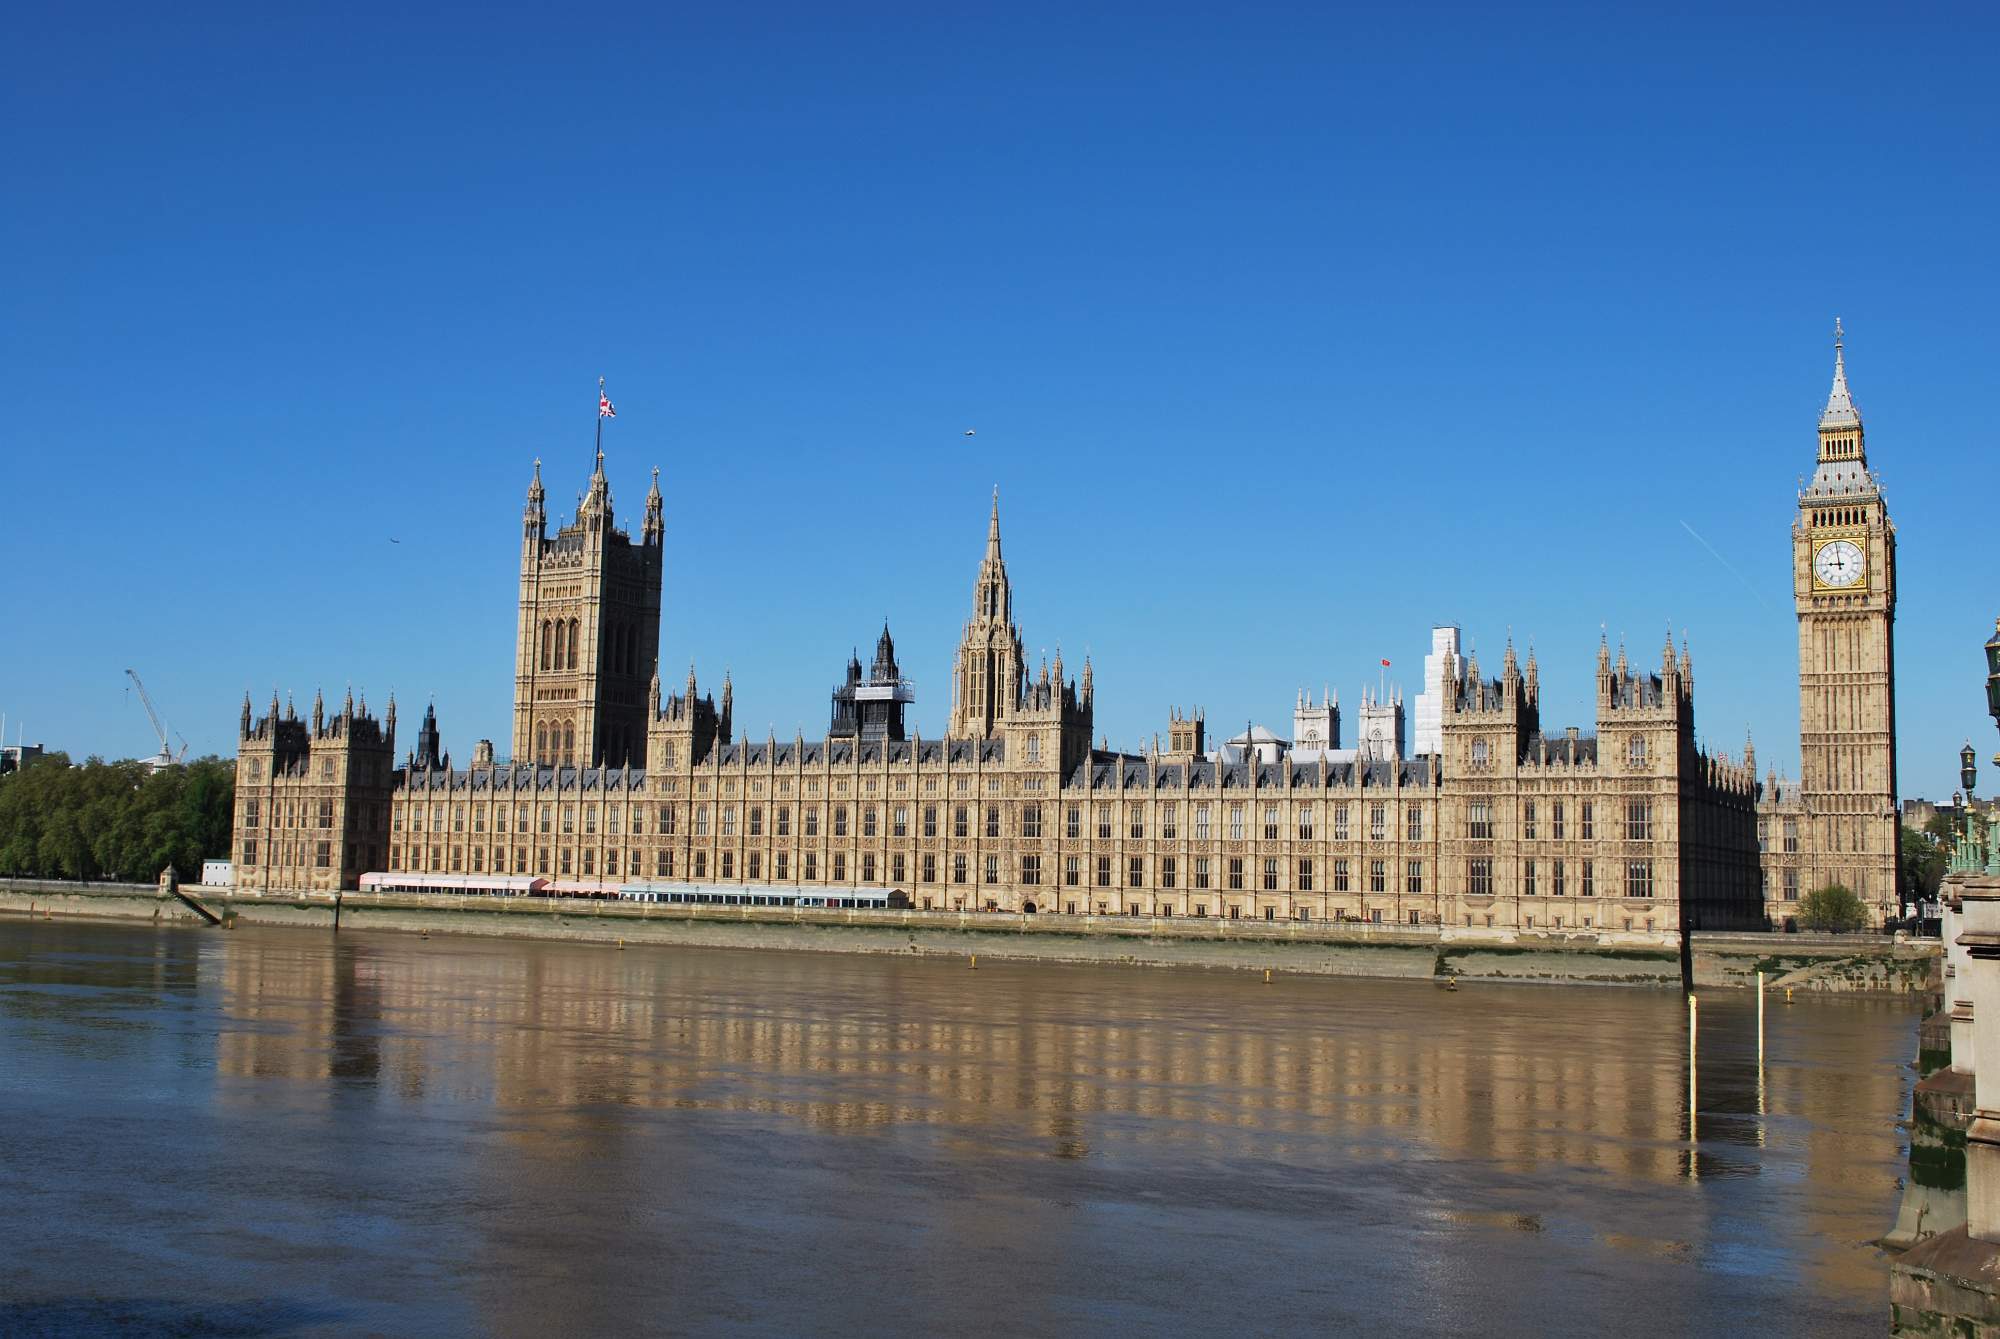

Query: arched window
left=536, top=723, right=547, bottom=763
left=563, top=722, right=575, bottom=766
left=554, top=620, right=567, bottom=669
left=568, top=618, right=580, bottom=669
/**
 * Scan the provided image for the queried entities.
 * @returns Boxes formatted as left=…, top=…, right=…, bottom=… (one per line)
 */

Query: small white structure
left=1412, top=625, right=1461, bottom=757
left=201, top=860, right=233, bottom=888
left=1211, top=725, right=1288, bottom=767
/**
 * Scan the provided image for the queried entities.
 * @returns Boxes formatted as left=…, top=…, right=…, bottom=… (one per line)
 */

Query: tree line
left=0, top=754, right=235, bottom=883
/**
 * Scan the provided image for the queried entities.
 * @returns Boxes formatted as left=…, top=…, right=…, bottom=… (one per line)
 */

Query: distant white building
left=1412, top=625, right=1461, bottom=757
left=1211, top=725, right=1288, bottom=767
left=201, top=860, right=233, bottom=888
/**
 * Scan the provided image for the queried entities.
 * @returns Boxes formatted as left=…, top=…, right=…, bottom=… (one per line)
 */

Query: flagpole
left=595, top=376, right=604, bottom=471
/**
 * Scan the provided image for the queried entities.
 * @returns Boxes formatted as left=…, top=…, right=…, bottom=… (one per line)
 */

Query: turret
left=524, top=457, right=546, bottom=543
left=312, top=688, right=325, bottom=734
left=240, top=692, right=253, bottom=737
left=642, top=465, right=664, bottom=546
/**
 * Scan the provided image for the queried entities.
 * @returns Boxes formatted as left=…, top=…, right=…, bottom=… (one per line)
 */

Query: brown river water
left=0, top=917, right=1916, bottom=1337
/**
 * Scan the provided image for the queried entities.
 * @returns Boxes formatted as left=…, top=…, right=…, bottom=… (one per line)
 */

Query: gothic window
left=953, top=854, right=967, bottom=884
left=749, top=807, right=763, bottom=837
left=1295, top=805, right=1311, bottom=840
left=954, top=805, right=969, bottom=839
left=1022, top=805, right=1041, bottom=838
left=862, top=853, right=876, bottom=882
left=1064, top=856, right=1080, bottom=886
left=1467, top=858, right=1491, bottom=897
left=1467, top=802, right=1492, bottom=840
left=1262, top=806, right=1279, bottom=841
left=805, top=852, right=818, bottom=881
left=562, top=723, right=575, bottom=765
left=1471, top=739, right=1489, bottom=767
left=1162, top=857, right=1178, bottom=888
left=1296, top=859, right=1312, bottom=891
left=554, top=620, right=567, bottom=668
left=1625, top=860, right=1653, bottom=899
left=1026, top=734, right=1040, bottom=764
left=1130, top=857, right=1146, bottom=887
left=1581, top=860, right=1595, bottom=897
left=1162, top=804, right=1179, bottom=840
left=1406, top=860, right=1423, bottom=894
left=862, top=807, right=877, bottom=838
left=1580, top=802, right=1594, bottom=840
left=1022, top=855, right=1041, bottom=886
left=1368, top=803, right=1385, bottom=841
left=984, top=855, right=998, bottom=885
left=1625, top=800, right=1650, bottom=841
left=985, top=806, right=1001, bottom=839
left=1334, top=805, right=1350, bottom=841
left=1228, top=806, right=1245, bottom=841
left=1370, top=859, right=1386, bottom=893
left=1524, top=859, right=1537, bottom=895
left=1195, top=857, right=1212, bottom=889
left=1130, top=809, right=1145, bottom=840
left=1407, top=807, right=1423, bottom=841
left=568, top=618, right=579, bottom=670
left=834, top=852, right=850, bottom=881
left=540, top=621, right=552, bottom=671
left=1628, top=735, right=1646, bottom=767
left=1262, top=859, right=1278, bottom=891
left=1523, top=802, right=1537, bottom=840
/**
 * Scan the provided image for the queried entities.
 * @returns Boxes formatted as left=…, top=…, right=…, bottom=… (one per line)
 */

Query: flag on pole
left=598, top=377, right=616, bottom=419
left=1380, top=658, right=1391, bottom=667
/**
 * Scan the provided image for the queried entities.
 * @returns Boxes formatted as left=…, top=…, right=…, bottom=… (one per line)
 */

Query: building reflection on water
left=201, top=928, right=1907, bottom=1197
left=0, top=919, right=1915, bottom=1336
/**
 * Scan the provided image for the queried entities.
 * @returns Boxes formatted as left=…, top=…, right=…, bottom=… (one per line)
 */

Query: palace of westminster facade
left=232, top=332, right=1902, bottom=929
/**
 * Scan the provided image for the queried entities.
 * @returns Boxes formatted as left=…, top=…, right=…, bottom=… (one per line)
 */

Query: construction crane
left=125, top=668, right=188, bottom=769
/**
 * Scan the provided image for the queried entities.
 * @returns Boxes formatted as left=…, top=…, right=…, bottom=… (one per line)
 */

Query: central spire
left=1820, top=316, right=1860, bottom=430
left=987, top=486, right=1002, bottom=560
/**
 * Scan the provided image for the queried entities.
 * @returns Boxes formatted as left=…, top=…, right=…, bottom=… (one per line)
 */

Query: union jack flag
left=599, top=378, right=616, bottom=418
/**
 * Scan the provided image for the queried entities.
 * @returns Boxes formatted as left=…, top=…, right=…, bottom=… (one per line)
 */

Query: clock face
left=1813, top=539, right=1866, bottom=589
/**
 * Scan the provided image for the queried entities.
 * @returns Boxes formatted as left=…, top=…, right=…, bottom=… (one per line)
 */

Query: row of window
left=384, top=797, right=1668, bottom=849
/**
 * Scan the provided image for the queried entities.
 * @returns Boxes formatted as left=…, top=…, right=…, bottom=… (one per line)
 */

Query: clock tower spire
left=1791, top=319, right=1899, bottom=924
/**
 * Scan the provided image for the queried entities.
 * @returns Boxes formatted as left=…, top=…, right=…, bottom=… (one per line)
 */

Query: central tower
left=1792, top=321, right=1899, bottom=921
left=949, top=490, right=1026, bottom=739
left=514, top=451, right=663, bottom=768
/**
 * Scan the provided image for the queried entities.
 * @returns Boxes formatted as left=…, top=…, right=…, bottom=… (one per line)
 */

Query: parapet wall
left=0, top=879, right=1936, bottom=992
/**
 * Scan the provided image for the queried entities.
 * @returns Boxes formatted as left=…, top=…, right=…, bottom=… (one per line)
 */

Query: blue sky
left=3, top=3, right=1995, bottom=799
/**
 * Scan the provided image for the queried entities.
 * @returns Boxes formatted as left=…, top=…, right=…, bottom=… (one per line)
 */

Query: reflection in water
left=0, top=919, right=1912, bottom=1338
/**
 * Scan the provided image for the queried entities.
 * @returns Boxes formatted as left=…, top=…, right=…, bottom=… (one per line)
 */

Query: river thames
left=0, top=918, right=1915, bottom=1337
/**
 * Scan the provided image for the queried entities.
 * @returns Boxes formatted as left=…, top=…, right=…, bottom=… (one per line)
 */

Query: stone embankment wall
left=0, top=879, right=1936, bottom=992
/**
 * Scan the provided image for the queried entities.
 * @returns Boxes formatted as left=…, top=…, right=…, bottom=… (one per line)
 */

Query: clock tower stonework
left=1792, top=321, right=1899, bottom=922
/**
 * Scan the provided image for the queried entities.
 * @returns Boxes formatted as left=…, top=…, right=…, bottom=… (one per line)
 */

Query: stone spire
left=1819, top=317, right=1861, bottom=430
left=240, top=692, right=253, bottom=736
left=643, top=465, right=663, bottom=546
left=987, top=486, right=1003, bottom=561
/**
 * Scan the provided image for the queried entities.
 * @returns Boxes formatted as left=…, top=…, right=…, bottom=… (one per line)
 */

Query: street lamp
left=1966, top=743, right=1981, bottom=802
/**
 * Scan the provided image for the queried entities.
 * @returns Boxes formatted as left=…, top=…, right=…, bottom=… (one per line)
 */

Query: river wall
left=0, top=879, right=1936, bottom=993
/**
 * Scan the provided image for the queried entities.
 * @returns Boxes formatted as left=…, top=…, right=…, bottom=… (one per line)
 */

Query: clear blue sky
left=3, top=4, right=1995, bottom=800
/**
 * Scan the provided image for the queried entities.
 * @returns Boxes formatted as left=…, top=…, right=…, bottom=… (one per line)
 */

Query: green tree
left=1798, top=882, right=1868, bottom=933
left=0, top=753, right=234, bottom=882
left=1902, top=824, right=1948, bottom=901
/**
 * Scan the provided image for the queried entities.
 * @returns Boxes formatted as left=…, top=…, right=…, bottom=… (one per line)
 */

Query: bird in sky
left=389, top=538, right=401, bottom=544
left=963, top=429, right=976, bottom=437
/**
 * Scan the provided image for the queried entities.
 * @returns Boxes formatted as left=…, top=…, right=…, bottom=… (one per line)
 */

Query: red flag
left=1380, top=658, right=1391, bottom=667
left=599, top=392, right=616, bottom=419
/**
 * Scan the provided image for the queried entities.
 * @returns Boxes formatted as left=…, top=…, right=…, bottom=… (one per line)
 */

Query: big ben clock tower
left=1793, top=320, right=1900, bottom=923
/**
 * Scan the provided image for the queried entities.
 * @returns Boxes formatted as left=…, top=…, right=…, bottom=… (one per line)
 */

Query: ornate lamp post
left=1982, top=618, right=2000, bottom=873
